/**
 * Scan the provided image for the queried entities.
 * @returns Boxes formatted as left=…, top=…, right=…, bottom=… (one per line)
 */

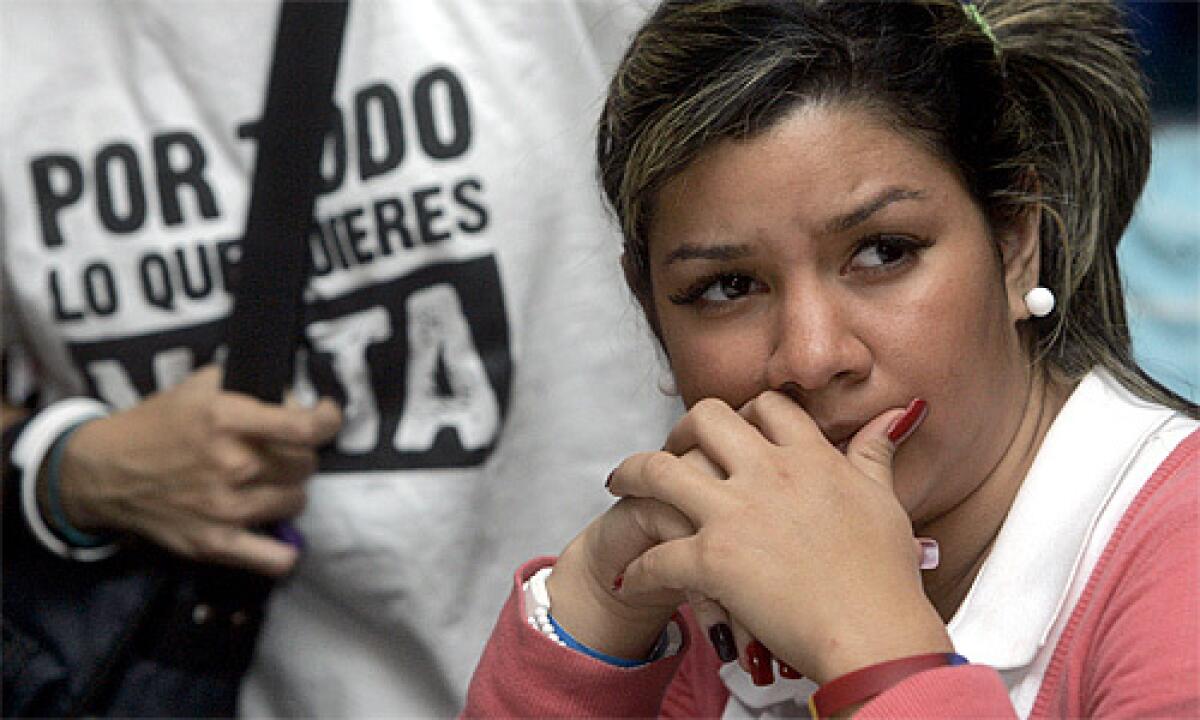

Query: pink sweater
left=464, top=431, right=1198, bottom=718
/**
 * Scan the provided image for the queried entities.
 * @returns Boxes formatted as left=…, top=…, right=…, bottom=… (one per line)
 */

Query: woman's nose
left=764, top=288, right=871, bottom=393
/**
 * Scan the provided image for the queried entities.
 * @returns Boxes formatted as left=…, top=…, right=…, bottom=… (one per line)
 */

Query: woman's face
left=646, top=103, right=1036, bottom=524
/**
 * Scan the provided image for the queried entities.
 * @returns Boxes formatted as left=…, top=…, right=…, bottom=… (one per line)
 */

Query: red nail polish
left=778, top=661, right=802, bottom=679
left=887, top=398, right=928, bottom=445
left=611, top=573, right=624, bottom=592
left=746, top=641, right=775, bottom=686
left=605, top=470, right=613, bottom=488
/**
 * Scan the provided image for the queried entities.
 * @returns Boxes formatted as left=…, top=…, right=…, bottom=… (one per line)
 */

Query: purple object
left=273, top=521, right=306, bottom=551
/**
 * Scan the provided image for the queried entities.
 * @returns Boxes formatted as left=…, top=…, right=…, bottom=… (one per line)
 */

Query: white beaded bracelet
left=524, top=567, right=567, bottom=648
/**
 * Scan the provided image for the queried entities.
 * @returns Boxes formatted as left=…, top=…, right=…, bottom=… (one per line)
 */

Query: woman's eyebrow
left=661, top=187, right=926, bottom=266
left=824, top=187, right=926, bottom=234
left=662, top=243, right=754, bottom=266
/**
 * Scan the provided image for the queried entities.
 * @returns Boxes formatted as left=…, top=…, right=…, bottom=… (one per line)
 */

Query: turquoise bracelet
left=44, top=421, right=112, bottom=548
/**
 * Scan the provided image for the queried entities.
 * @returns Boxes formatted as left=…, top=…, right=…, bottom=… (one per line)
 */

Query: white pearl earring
left=1024, top=286, right=1055, bottom=318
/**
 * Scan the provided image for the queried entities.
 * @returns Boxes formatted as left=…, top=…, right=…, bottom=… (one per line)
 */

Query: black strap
left=223, top=0, right=350, bottom=401
left=199, top=0, right=350, bottom=617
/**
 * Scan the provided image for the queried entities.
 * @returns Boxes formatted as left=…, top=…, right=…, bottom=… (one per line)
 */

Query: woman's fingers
left=579, top=496, right=697, bottom=605
left=617, top=534, right=707, bottom=600
left=662, top=398, right=768, bottom=470
left=189, top=363, right=340, bottom=447
left=844, top=398, right=928, bottom=490
left=678, top=446, right=725, bottom=479
left=608, top=451, right=727, bottom=526
left=736, top=390, right=824, bottom=448
left=732, top=621, right=777, bottom=686
left=196, top=523, right=301, bottom=577
left=688, top=592, right=738, bottom=663
left=666, top=392, right=830, bottom=468
left=237, top=441, right=319, bottom=487
left=213, top=393, right=343, bottom=446
left=233, top=483, right=308, bottom=525
left=154, top=518, right=301, bottom=577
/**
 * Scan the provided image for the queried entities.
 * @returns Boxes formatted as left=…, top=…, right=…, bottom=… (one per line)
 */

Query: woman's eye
left=669, top=272, right=760, bottom=306
left=701, top=274, right=754, bottom=302
left=849, top=235, right=920, bottom=271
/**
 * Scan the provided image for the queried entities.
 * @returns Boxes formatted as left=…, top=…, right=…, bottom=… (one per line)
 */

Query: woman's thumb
left=845, top=398, right=928, bottom=489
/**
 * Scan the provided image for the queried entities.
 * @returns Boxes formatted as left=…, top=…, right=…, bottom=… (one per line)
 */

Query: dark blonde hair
left=598, top=0, right=1196, bottom=415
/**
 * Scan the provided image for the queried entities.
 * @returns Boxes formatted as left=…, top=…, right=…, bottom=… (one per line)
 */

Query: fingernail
left=273, top=522, right=305, bottom=551
left=778, top=661, right=802, bottom=679
left=708, top=623, right=738, bottom=663
left=918, top=537, right=940, bottom=570
left=605, top=470, right=614, bottom=488
left=746, top=640, right=775, bottom=686
left=611, top=573, right=624, bottom=592
left=887, top=398, right=928, bottom=445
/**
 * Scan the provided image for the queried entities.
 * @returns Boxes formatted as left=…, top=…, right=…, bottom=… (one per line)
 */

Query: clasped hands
left=547, top=389, right=952, bottom=686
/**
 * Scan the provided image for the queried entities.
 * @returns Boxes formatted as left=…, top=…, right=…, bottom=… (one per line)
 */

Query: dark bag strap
left=224, top=0, right=350, bottom=400
left=96, top=2, right=355, bottom=712
left=200, top=0, right=351, bottom=618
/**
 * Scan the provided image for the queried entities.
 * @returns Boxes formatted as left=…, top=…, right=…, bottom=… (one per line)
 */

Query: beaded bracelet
left=808, top=652, right=969, bottom=718
left=44, top=420, right=113, bottom=548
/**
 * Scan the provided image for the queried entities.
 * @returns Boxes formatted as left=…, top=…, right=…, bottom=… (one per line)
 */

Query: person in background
left=463, top=1, right=1199, bottom=717
left=1, top=0, right=677, bottom=716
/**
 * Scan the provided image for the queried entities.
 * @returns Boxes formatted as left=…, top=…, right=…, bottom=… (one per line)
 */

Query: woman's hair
left=598, top=0, right=1196, bottom=415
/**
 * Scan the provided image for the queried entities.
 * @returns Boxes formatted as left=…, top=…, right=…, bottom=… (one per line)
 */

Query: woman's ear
left=999, top=202, right=1043, bottom=323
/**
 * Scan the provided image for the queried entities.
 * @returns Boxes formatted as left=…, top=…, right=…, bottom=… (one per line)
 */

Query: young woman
left=464, top=1, right=1199, bottom=717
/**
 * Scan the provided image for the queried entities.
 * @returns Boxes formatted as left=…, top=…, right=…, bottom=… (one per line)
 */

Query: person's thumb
left=845, top=398, right=928, bottom=489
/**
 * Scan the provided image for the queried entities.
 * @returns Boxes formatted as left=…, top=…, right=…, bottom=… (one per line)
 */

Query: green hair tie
left=962, top=3, right=1000, bottom=56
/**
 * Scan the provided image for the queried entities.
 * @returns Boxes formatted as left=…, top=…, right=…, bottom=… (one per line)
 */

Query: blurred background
left=1119, top=1, right=1199, bottom=401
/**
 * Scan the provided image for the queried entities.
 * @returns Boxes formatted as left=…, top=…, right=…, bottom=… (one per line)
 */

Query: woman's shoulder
left=1122, top=421, right=1198, bottom=539
left=1087, top=419, right=1197, bottom=595
left=1035, top=423, right=1197, bottom=718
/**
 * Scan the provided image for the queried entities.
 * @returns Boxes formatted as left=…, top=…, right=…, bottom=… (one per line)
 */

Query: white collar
left=720, top=369, right=1178, bottom=714
left=946, top=368, right=1175, bottom=668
